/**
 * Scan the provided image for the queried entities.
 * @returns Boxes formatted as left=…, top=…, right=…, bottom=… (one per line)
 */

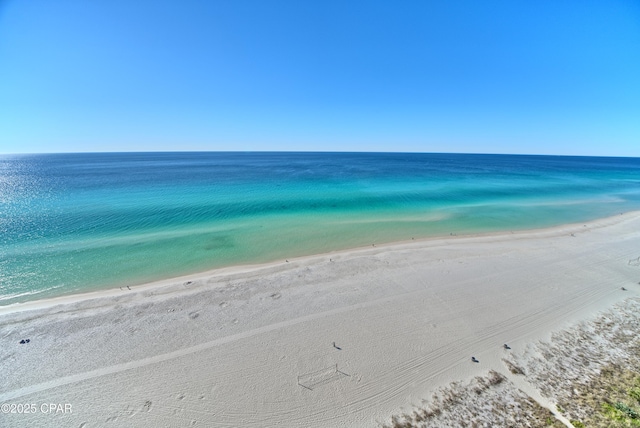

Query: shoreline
left=1, top=209, right=637, bottom=315
left=2, top=209, right=639, bottom=427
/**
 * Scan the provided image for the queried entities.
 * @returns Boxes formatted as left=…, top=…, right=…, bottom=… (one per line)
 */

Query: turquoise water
left=1, top=152, right=640, bottom=305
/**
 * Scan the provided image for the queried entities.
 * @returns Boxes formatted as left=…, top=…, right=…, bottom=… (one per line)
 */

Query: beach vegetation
left=381, top=370, right=564, bottom=427
left=502, top=359, right=525, bottom=375
left=506, top=299, right=640, bottom=428
left=615, top=401, right=639, bottom=419
left=601, top=402, right=640, bottom=426
left=552, top=367, right=640, bottom=427
left=382, top=300, right=640, bottom=427
left=630, top=386, right=640, bottom=403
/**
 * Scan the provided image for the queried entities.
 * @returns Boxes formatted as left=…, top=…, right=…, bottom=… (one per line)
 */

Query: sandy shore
left=1, top=212, right=640, bottom=427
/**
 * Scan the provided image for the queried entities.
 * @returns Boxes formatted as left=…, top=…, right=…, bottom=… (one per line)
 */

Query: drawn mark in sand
left=297, top=364, right=349, bottom=391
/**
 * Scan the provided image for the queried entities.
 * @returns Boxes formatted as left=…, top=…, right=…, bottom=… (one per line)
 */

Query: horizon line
left=1, top=150, right=639, bottom=159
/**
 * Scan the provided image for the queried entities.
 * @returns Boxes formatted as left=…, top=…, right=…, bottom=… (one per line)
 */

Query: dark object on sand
left=504, top=344, right=511, bottom=350
left=19, top=339, right=30, bottom=344
left=621, top=287, right=627, bottom=291
left=471, top=356, right=479, bottom=363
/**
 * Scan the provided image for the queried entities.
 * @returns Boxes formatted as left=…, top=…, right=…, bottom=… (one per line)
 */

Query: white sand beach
left=1, top=212, right=640, bottom=427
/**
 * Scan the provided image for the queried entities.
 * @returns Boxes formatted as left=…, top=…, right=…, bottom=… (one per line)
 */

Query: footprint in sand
left=188, top=311, right=199, bottom=319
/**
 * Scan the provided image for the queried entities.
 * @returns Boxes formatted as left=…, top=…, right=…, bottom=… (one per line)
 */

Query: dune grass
left=382, top=298, right=640, bottom=427
left=380, top=370, right=564, bottom=427
left=511, top=298, right=640, bottom=427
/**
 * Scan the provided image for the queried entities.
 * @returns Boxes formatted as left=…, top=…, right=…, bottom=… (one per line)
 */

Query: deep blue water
left=1, top=152, right=639, bottom=305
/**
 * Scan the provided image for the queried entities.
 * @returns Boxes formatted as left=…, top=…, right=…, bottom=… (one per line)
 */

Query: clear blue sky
left=1, top=0, right=639, bottom=156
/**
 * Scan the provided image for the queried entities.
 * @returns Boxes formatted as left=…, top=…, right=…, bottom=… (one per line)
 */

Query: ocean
left=1, top=152, right=640, bottom=305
